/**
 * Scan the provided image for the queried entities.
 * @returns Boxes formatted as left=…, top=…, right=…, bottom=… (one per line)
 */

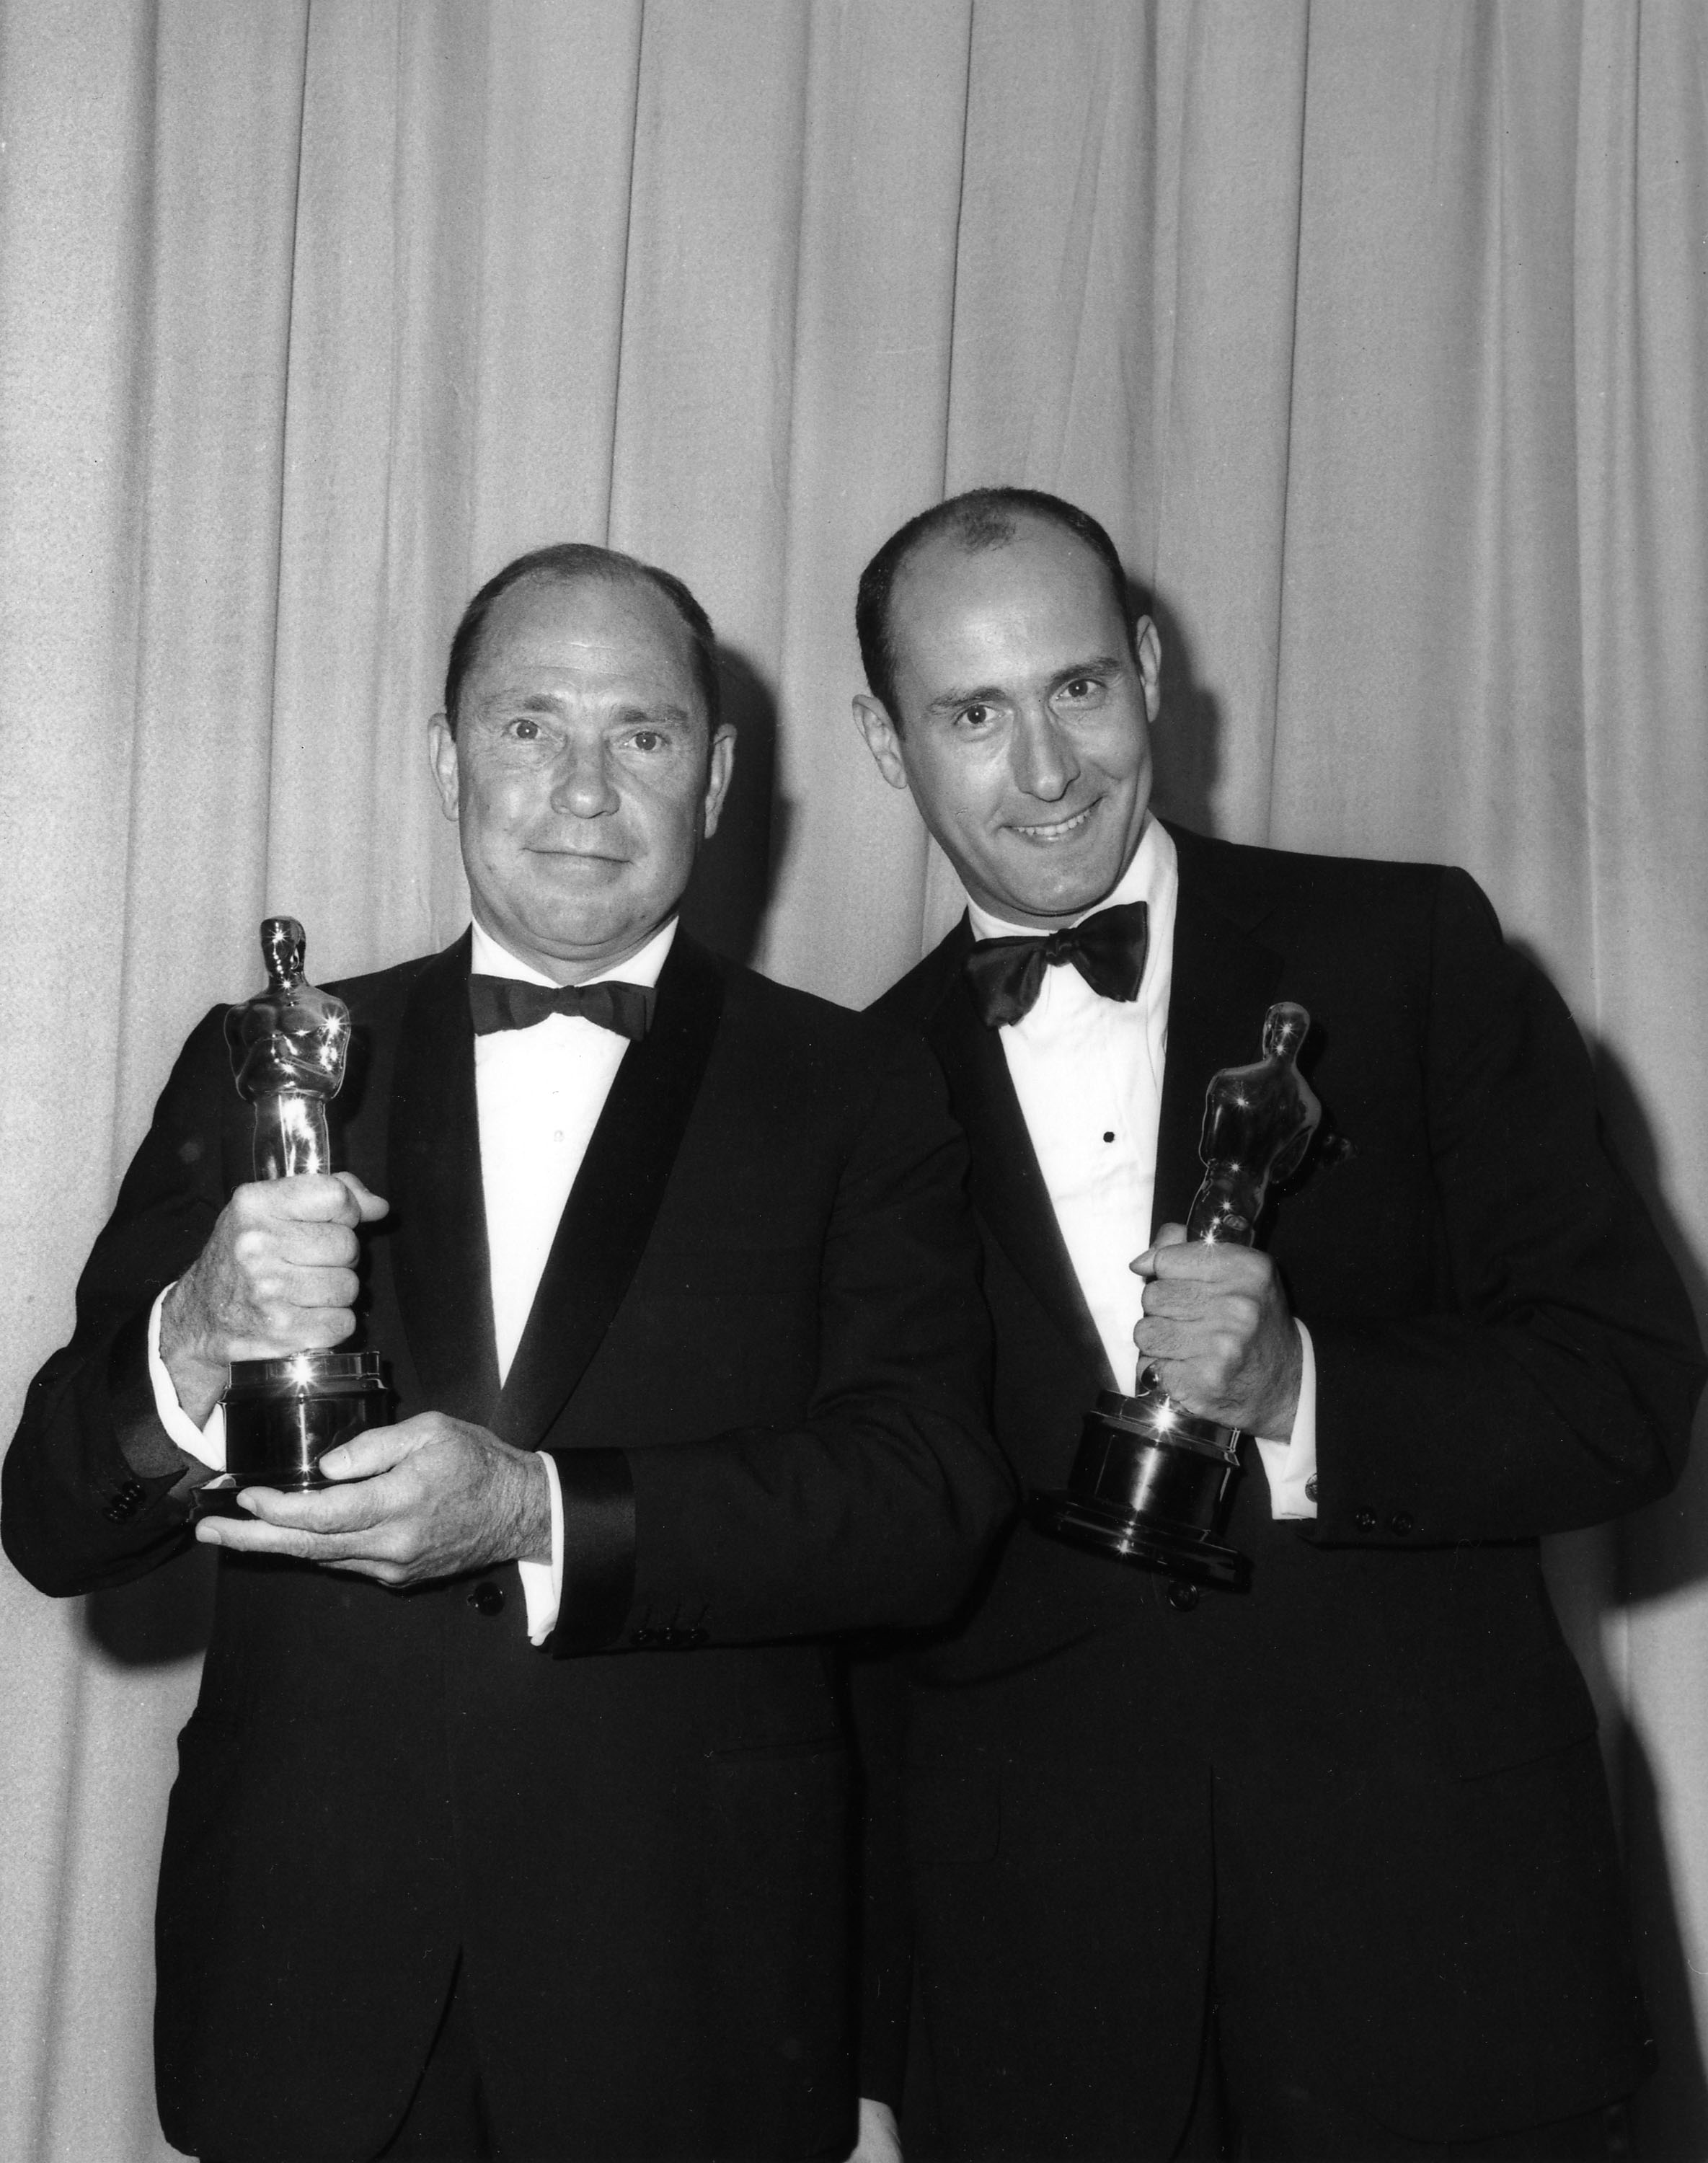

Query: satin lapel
left=492, top=932, right=725, bottom=1450
left=388, top=932, right=501, bottom=1428
left=1153, top=851, right=1285, bottom=1231
left=924, top=925, right=1115, bottom=1391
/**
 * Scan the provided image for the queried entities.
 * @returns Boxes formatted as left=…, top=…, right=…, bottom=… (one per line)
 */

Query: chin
left=999, top=857, right=1127, bottom=922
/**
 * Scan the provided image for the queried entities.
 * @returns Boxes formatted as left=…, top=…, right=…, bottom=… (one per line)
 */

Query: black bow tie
left=963, top=901, right=1150, bottom=1028
left=467, top=974, right=655, bottom=1040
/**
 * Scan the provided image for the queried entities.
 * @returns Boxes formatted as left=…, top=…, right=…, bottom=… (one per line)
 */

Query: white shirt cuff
left=516, top=1450, right=565, bottom=1646
left=1252, top=1320, right=1317, bottom=1520
left=148, top=1286, right=227, bottom=1470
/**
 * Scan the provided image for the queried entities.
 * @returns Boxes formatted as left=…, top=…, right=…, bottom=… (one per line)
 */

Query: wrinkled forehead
left=466, top=570, right=707, bottom=723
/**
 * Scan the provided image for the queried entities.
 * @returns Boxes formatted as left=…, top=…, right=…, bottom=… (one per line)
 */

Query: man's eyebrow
left=924, top=655, right=1125, bottom=715
left=924, top=683, right=1006, bottom=715
left=613, top=701, right=695, bottom=729
left=1051, top=653, right=1124, bottom=686
left=482, top=692, right=696, bottom=727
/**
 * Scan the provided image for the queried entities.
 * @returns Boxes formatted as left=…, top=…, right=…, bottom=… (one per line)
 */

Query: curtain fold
left=1, top=5, right=1704, bottom=2156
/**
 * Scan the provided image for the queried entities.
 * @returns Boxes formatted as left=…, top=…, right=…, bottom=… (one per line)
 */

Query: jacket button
left=1304, top=1474, right=1319, bottom=1503
left=1353, top=1508, right=1377, bottom=1533
left=684, top=1627, right=709, bottom=1649
left=1167, top=1580, right=1199, bottom=1613
left=467, top=1581, right=505, bottom=1616
left=630, top=1627, right=658, bottom=1649
left=1389, top=1510, right=1414, bottom=1536
left=105, top=1481, right=143, bottom=1523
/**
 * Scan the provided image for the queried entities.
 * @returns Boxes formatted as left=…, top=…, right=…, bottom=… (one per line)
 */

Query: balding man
left=4, top=543, right=1009, bottom=2163
left=849, top=489, right=1702, bottom=2162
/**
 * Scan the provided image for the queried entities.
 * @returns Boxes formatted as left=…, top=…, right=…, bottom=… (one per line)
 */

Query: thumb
left=335, top=1170, right=391, bottom=1223
left=318, top=1424, right=418, bottom=1482
left=1130, top=1221, right=1190, bottom=1276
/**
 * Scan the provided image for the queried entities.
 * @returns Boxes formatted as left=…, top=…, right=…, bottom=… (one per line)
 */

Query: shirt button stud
left=467, top=1581, right=505, bottom=1616
left=1304, top=1474, right=1319, bottom=1503
left=1167, top=1580, right=1199, bottom=1613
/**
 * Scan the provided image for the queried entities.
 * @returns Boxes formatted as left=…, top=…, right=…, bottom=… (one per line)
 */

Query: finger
left=267, top=1261, right=360, bottom=1309
left=318, top=1426, right=425, bottom=1482
left=336, top=1171, right=391, bottom=1224
left=1133, top=1317, right=1192, bottom=1363
left=196, top=1516, right=401, bottom=1570
left=224, top=1226, right=354, bottom=1297
left=1130, top=1224, right=1190, bottom=1277
left=1143, top=1242, right=1268, bottom=1287
left=195, top=1514, right=340, bottom=1560
left=267, top=1218, right=362, bottom=1268
left=232, top=1174, right=370, bottom=1226
left=234, top=1481, right=393, bottom=1534
left=223, top=1304, right=355, bottom=1358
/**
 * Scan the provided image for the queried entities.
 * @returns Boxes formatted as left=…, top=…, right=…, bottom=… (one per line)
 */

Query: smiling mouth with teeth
left=1013, top=803, right=1097, bottom=841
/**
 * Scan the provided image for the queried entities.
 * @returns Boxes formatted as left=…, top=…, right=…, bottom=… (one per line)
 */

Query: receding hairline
left=444, top=544, right=721, bottom=738
left=885, top=510, right=1136, bottom=665
left=477, top=562, right=699, bottom=659
left=892, top=503, right=1119, bottom=593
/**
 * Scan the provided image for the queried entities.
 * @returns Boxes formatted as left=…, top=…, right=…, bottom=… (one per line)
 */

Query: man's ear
left=700, top=725, right=738, bottom=842
left=1133, top=617, right=1163, bottom=724
left=428, top=713, right=460, bottom=822
left=853, top=694, right=910, bottom=792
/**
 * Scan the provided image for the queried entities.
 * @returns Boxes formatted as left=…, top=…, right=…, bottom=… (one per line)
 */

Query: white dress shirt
left=966, top=816, right=1317, bottom=1517
left=149, top=915, right=680, bottom=1642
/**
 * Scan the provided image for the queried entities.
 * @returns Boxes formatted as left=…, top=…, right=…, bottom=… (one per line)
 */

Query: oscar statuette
left=216, top=918, right=388, bottom=1494
left=1030, top=1001, right=1322, bottom=1590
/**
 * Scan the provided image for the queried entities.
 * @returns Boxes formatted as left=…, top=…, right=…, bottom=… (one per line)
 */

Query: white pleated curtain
left=1, top=4, right=1704, bottom=2157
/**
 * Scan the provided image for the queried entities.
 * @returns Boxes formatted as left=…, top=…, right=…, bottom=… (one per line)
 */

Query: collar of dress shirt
left=965, top=812, right=1177, bottom=995
left=469, top=911, right=678, bottom=994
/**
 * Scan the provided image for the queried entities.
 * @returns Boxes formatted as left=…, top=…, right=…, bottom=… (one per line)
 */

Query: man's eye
left=957, top=704, right=993, bottom=730
left=505, top=717, right=542, bottom=741
left=1059, top=678, right=1098, bottom=701
left=629, top=729, right=666, bottom=753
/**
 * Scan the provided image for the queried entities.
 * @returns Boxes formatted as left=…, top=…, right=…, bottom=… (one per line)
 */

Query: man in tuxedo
left=3, top=543, right=1012, bottom=2163
left=849, top=489, right=1704, bottom=2161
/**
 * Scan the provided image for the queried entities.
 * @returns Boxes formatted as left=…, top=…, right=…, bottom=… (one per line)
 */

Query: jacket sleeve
left=1307, top=867, right=1704, bottom=1546
left=2, top=1007, right=232, bottom=1596
left=547, top=1029, right=1013, bottom=1653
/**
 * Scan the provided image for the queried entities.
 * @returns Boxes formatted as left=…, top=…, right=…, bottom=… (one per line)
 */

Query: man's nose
left=1009, top=706, right=1079, bottom=802
left=549, top=736, right=619, bottom=817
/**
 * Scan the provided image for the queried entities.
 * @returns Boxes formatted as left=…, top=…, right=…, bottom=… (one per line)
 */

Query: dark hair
left=442, top=542, right=720, bottom=735
left=855, top=487, right=1133, bottom=725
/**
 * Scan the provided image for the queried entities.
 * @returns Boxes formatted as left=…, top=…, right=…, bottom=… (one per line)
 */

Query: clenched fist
left=1130, top=1223, right=1301, bottom=1438
left=159, top=1171, right=389, bottom=1423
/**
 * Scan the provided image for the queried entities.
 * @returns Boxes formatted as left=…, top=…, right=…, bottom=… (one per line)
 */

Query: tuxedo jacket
left=2, top=929, right=1012, bottom=2163
left=857, top=822, right=1704, bottom=2157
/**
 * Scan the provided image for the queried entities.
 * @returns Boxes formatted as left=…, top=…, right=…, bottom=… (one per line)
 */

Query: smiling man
left=3, top=543, right=1009, bottom=2163
left=849, top=490, right=1703, bottom=2162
